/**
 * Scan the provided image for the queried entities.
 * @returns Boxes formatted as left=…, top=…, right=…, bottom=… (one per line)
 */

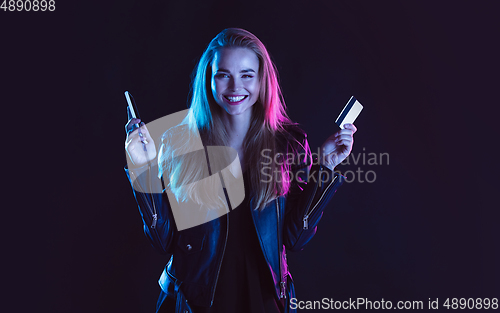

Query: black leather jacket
left=125, top=127, right=345, bottom=312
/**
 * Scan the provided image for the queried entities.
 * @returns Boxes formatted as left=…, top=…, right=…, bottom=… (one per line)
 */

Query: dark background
left=3, top=0, right=499, bottom=312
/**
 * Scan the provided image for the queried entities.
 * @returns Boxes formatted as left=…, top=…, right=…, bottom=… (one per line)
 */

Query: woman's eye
left=216, top=74, right=229, bottom=78
left=242, top=75, right=254, bottom=78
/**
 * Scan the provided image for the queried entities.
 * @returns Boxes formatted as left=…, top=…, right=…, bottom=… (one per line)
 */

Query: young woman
left=124, top=28, right=357, bottom=313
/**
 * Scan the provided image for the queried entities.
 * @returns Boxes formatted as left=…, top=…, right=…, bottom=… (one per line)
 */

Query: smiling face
left=211, top=47, right=261, bottom=118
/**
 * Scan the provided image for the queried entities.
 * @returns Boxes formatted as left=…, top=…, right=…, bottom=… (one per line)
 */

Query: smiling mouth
left=224, top=95, right=248, bottom=102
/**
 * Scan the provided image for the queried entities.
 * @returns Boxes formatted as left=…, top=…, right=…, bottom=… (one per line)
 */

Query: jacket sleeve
left=125, top=161, right=177, bottom=255
left=283, top=134, right=345, bottom=252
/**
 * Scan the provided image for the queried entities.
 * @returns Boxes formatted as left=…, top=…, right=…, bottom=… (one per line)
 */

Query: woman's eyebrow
left=217, top=68, right=256, bottom=73
left=240, top=69, right=256, bottom=73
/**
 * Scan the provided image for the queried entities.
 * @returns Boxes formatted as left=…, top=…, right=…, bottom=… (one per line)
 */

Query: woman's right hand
left=125, top=118, right=157, bottom=167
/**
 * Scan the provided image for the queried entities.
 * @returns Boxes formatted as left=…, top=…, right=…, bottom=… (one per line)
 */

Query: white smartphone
left=125, top=91, right=148, bottom=144
left=125, top=91, right=140, bottom=120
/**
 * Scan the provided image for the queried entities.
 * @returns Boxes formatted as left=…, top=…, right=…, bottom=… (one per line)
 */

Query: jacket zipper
left=303, top=171, right=338, bottom=230
left=132, top=170, right=158, bottom=229
left=276, top=198, right=286, bottom=299
left=141, top=192, right=158, bottom=229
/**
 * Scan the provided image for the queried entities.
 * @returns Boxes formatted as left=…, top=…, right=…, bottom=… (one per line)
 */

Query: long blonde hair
left=161, top=28, right=298, bottom=210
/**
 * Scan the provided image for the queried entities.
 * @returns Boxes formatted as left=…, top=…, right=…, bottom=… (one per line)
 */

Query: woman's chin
left=223, top=105, right=253, bottom=117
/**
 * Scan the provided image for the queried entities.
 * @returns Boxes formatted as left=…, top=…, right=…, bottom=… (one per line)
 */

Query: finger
left=344, top=123, right=357, bottom=133
left=138, top=123, right=150, bottom=139
left=337, top=134, right=353, bottom=141
left=125, top=118, right=142, bottom=134
left=139, top=122, right=149, bottom=134
left=336, top=137, right=353, bottom=146
left=335, top=129, right=354, bottom=137
left=142, top=123, right=155, bottom=139
left=128, top=131, right=148, bottom=148
left=125, top=118, right=141, bottom=132
left=137, top=122, right=156, bottom=145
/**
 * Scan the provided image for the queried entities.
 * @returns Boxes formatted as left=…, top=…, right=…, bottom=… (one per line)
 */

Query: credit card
left=335, top=96, right=363, bottom=129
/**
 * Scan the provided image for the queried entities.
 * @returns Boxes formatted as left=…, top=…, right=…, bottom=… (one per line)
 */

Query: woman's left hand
left=320, top=123, right=357, bottom=170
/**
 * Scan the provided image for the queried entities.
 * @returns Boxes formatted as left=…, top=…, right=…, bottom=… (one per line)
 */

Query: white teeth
left=227, top=96, right=246, bottom=102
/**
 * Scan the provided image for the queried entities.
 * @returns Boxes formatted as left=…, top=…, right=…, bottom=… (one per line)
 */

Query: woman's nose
left=228, top=77, right=242, bottom=91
